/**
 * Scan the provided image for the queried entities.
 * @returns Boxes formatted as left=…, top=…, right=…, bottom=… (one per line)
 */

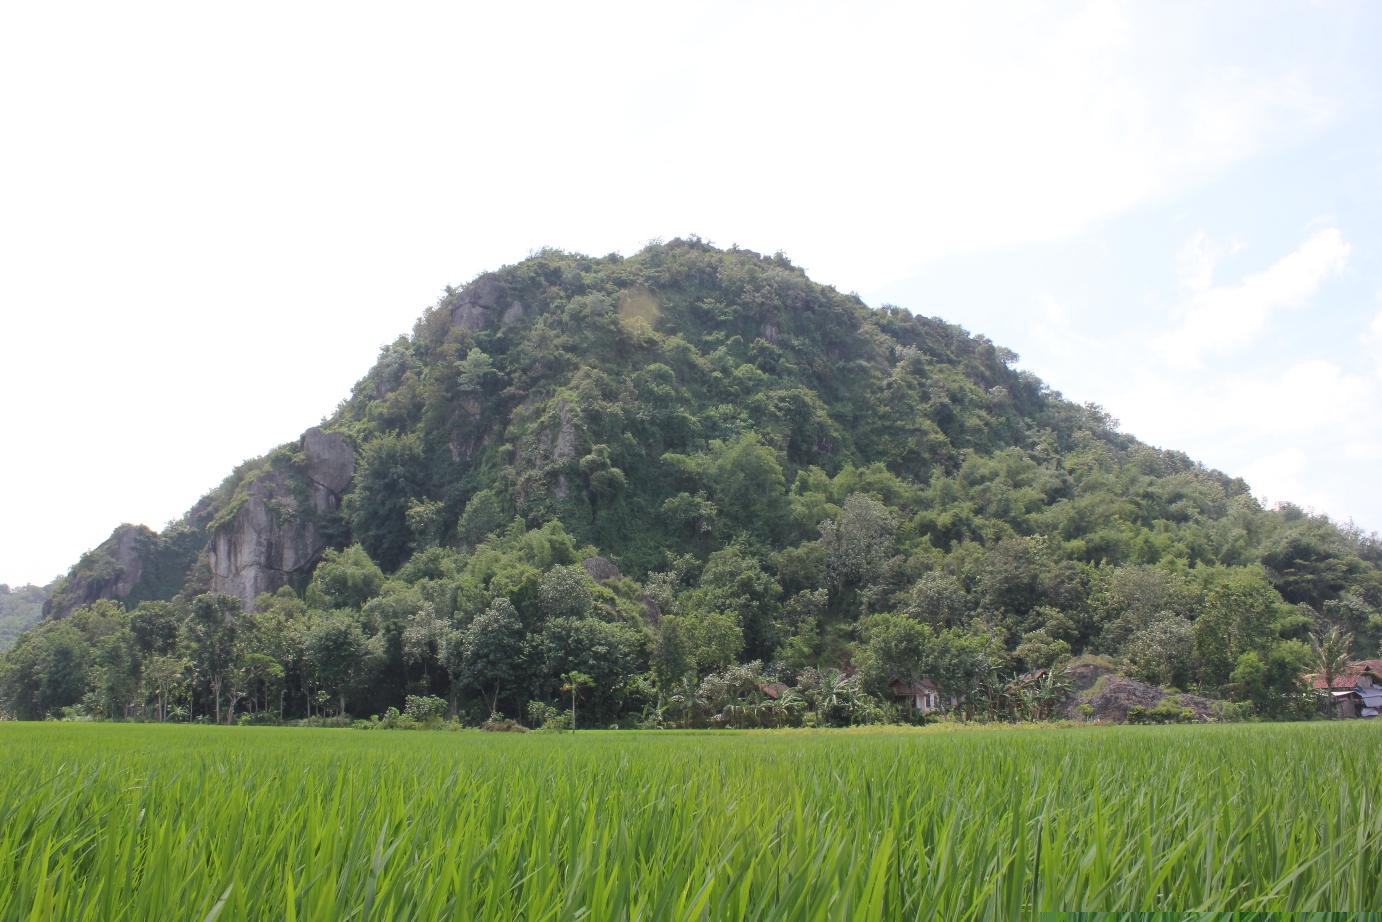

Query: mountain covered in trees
left=4, top=239, right=1380, bottom=725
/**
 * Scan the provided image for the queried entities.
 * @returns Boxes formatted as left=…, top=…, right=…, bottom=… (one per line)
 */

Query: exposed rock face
left=301, top=427, right=354, bottom=513
left=638, top=593, right=662, bottom=623
left=449, top=274, right=504, bottom=329
left=553, top=401, right=576, bottom=461
left=208, top=428, right=355, bottom=609
left=43, top=524, right=155, bottom=619
left=582, top=556, right=621, bottom=584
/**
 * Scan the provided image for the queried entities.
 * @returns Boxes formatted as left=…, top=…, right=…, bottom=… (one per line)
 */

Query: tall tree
left=1309, top=626, right=1353, bottom=719
left=185, top=594, right=241, bottom=724
left=305, top=611, right=377, bottom=719
left=447, top=598, right=525, bottom=715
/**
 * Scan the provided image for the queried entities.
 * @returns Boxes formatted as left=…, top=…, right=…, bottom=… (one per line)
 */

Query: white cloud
left=1241, top=448, right=1312, bottom=510
left=1153, top=228, right=1349, bottom=366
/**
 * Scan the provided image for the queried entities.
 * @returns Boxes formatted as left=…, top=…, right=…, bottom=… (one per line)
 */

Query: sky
left=1, top=1, right=1379, bottom=588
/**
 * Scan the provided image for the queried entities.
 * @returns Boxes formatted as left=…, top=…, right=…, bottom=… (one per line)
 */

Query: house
left=760, top=683, right=789, bottom=701
left=1313, top=660, right=1382, bottom=718
left=889, top=677, right=942, bottom=713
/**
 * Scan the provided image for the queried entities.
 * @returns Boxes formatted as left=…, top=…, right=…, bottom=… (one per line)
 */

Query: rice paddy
left=1, top=721, right=1380, bottom=920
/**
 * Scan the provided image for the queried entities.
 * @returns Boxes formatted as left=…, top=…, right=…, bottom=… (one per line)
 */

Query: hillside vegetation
left=3, top=239, right=1379, bottom=723
left=0, top=583, right=49, bottom=653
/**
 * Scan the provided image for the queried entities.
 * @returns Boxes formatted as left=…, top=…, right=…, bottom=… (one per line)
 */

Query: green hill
left=4, top=239, right=1379, bottom=723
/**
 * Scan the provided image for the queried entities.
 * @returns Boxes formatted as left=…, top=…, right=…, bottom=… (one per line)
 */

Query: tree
left=401, top=603, right=447, bottom=685
left=239, top=652, right=285, bottom=718
left=774, top=589, right=826, bottom=669
left=1309, top=625, right=1353, bottom=718
left=145, top=654, right=187, bottom=722
left=455, top=347, right=500, bottom=394
left=457, top=490, right=506, bottom=547
left=306, top=545, right=385, bottom=611
left=129, top=601, right=182, bottom=655
left=305, top=611, right=377, bottom=719
left=684, top=611, right=744, bottom=674
left=447, top=598, right=525, bottom=715
left=928, top=628, right=992, bottom=716
left=1122, top=615, right=1195, bottom=689
left=186, top=593, right=241, bottom=724
left=348, top=434, right=428, bottom=572
left=681, top=545, right=781, bottom=662
left=902, top=573, right=971, bottom=628
left=651, top=616, right=695, bottom=691
left=538, top=565, right=595, bottom=620
left=1194, top=570, right=1282, bottom=689
left=1013, top=628, right=1071, bottom=672
left=854, top=613, right=930, bottom=703
left=560, top=671, right=594, bottom=733
left=819, top=493, right=896, bottom=591
left=664, top=433, right=788, bottom=542
left=540, top=617, right=641, bottom=721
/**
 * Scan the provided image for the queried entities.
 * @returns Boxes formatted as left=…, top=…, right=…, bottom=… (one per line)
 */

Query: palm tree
left=1309, top=626, right=1353, bottom=719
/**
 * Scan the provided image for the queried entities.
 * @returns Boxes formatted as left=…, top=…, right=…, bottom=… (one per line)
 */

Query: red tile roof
left=1312, top=660, right=1382, bottom=690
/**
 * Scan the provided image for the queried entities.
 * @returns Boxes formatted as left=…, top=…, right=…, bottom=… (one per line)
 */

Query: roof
left=1312, top=660, right=1382, bottom=691
left=760, top=683, right=789, bottom=700
left=888, top=677, right=937, bottom=694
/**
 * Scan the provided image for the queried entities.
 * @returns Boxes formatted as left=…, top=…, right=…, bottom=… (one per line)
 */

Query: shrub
left=1127, top=698, right=1195, bottom=725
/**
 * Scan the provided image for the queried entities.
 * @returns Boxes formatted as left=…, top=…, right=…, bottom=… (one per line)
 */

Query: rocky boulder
left=1060, top=673, right=1222, bottom=723
left=582, top=556, right=621, bottom=584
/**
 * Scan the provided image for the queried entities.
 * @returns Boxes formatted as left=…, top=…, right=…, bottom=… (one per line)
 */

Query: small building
left=760, top=683, right=789, bottom=701
left=1313, top=660, right=1382, bottom=718
left=889, top=677, right=942, bottom=713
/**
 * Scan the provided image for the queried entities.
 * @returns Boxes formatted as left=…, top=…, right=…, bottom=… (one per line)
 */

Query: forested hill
left=6, top=238, right=1380, bottom=723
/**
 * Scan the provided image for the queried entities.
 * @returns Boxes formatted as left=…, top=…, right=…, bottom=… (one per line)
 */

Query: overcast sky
left=2, top=1, right=1379, bottom=588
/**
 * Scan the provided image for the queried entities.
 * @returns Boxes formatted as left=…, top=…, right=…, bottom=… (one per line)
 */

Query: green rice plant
left=0, top=722, right=1380, bottom=920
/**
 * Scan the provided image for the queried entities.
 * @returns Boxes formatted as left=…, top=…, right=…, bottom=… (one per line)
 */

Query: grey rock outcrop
left=43, top=524, right=154, bottom=619
left=450, top=274, right=504, bottom=329
left=582, top=556, right=621, bottom=584
left=1058, top=671, right=1222, bottom=723
left=208, top=428, right=355, bottom=609
left=301, top=427, right=354, bottom=513
left=553, top=401, right=576, bottom=462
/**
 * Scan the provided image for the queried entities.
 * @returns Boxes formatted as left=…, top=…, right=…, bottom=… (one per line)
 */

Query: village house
left=1313, top=660, right=1382, bottom=718
left=889, top=677, right=943, bottom=714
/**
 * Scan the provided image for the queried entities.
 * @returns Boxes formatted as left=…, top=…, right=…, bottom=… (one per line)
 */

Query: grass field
left=1, top=722, right=1379, bottom=920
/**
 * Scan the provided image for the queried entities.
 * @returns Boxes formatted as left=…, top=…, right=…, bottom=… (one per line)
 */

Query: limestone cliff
left=207, top=427, right=354, bottom=608
left=43, top=524, right=155, bottom=619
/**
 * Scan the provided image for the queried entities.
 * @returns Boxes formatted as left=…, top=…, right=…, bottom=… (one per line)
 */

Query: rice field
left=1, top=721, right=1380, bottom=920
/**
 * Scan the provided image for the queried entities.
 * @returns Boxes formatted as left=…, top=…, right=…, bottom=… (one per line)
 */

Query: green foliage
left=456, top=490, right=506, bottom=548
left=305, top=545, right=385, bottom=611
left=445, top=598, right=525, bottom=715
left=0, top=582, right=49, bottom=653
left=1126, top=698, right=1195, bottom=724
left=348, top=434, right=427, bottom=571
left=304, top=610, right=378, bottom=718
left=854, top=613, right=930, bottom=700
